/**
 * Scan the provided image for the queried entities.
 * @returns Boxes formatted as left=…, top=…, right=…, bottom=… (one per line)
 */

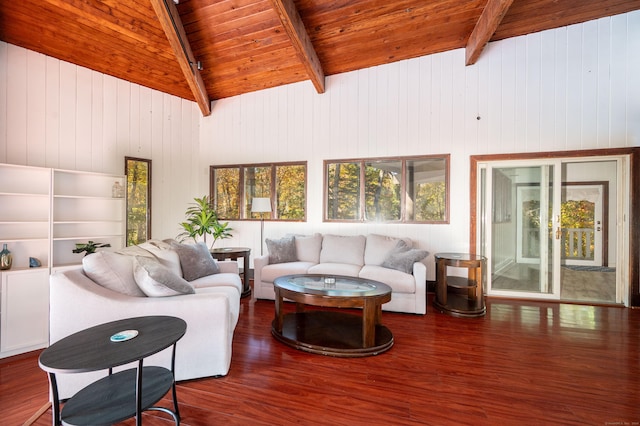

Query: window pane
left=406, top=158, right=447, bottom=221
left=214, top=167, right=240, bottom=219
left=244, top=166, right=271, bottom=218
left=326, top=162, right=360, bottom=220
left=125, top=157, right=151, bottom=246
left=364, top=160, right=401, bottom=221
left=276, top=164, right=305, bottom=220
left=211, top=162, right=307, bottom=222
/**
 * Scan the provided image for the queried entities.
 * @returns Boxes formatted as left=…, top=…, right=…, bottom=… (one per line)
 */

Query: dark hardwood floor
left=2, top=293, right=639, bottom=425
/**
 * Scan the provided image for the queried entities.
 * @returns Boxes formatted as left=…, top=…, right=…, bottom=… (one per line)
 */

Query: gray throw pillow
left=381, top=241, right=429, bottom=274
left=133, top=256, right=195, bottom=297
left=169, top=241, right=220, bottom=281
left=266, top=236, right=297, bottom=264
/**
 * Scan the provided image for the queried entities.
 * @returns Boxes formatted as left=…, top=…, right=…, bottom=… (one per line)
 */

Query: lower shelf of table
left=271, top=311, right=393, bottom=358
left=433, top=293, right=486, bottom=318
left=61, top=366, right=175, bottom=425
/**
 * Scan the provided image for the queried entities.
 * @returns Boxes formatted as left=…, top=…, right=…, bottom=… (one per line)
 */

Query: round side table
left=210, top=247, right=251, bottom=298
left=433, top=253, right=486, bottom=318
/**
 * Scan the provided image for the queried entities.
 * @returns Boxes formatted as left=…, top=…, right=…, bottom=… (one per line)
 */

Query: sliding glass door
left=482, top=160, right=562, bottom=299
left=479, top=156, right=627, bottom=305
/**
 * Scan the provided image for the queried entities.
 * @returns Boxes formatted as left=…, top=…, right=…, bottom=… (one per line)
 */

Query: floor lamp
left=251, top=197, right=272, bottom=256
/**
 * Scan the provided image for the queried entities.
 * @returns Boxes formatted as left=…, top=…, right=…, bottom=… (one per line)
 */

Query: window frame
left=124, top=156, right=152, bottom=246
left=210, top=161, right=307, bottom=222
left=323, top=154, right=450, bottom=224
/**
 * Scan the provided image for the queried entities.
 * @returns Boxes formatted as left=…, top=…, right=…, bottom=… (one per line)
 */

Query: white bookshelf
left=51, top=169, right=126, bottom=269
left=0, top=164, right=126, bottom=358
left=0, top=164, right=51, bottom=270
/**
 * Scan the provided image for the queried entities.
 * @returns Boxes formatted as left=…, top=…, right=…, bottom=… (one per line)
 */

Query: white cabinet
left=0, top=164, right=126, bottom=357
left=1, top=269, right=50, bottom=357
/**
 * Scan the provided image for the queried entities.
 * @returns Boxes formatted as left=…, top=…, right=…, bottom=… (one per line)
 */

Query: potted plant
left=178, top=196, right=233, bottom=249
left=72, top=241, right=111, bottom=256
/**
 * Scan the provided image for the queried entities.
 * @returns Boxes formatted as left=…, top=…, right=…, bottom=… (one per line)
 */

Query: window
left=324, top=155, right=449, bottom=223
left=125, top=157, right=151, bottom=245
left=212, top=166, right=240, bottom=219
left=210, top=162, right=306, bottom=221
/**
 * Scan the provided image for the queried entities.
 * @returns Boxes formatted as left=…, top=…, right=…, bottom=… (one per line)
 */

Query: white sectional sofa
left=254, top=234, right=428, bottom=314
left=49, top=239, right=242, bottom=399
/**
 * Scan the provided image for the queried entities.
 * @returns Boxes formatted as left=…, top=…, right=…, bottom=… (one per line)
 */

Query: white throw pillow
left=294, top=233, right=322, bottom=263
left=319, top=234, right=366, bottom=266
left=133, top=256, right=195, bottom=297
left=82, top=251, right=146, bottom=297
left=364, top=234, right=407, bottom=266
left=138, top=239, right=183, bottom=277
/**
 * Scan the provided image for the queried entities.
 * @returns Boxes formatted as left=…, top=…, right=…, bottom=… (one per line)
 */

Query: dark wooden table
left=210, top=247, right=251, bottom=298
left=433, top=252, right=486, bottom=317
left=39, top=316, right=186, bottom=426
left=272, top=274, right=393, bottom=357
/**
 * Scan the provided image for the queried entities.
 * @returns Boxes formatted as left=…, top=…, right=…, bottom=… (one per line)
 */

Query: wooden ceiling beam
left=466, top=0, right=515, bottom=66
left=269, top=0, right=325, bottom=94
left=149, top=0, right=211, bottom=116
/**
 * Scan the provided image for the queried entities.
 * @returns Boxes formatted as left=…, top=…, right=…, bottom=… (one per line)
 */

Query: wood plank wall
left=0, top=43, right=201, bottom=240
left=201, top=11, right=639, bottom=280
left=0, top=11, right=638, bottom=282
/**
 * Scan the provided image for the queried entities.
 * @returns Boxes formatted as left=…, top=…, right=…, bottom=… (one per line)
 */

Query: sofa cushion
left=294, top=234, right=323, bottom=263
left=116, top=244, right=156, bottom=259
left=266, top=236, right=297, bottom=264
left=381, top=241, right=429, bottom=274
left=319, top=235, right=366, bottom=266
left=359, top=265, right=417, bottom=294
left=138, top=239, right=183, bottom=277
left=83, top=251, right=147, bottom=297
left=261, top=261, right=316, bottom=283
left=364, top=234, right=412, bottom=266
left=307, top=262, right=362, bottom=277
left=169, top=241, right=220, bottom=281
left=190, top=272, right=243, bottom=294
left=133, top=256, right=195, bottom=297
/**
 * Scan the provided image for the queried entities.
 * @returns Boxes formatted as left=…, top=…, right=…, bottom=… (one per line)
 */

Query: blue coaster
left=110, top=330, right=138, bottom=342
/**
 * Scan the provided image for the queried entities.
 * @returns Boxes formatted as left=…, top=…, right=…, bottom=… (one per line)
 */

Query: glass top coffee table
left=272, top=274, right=393, bottom=357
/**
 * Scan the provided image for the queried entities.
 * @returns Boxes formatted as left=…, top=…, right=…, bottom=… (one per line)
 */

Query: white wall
left=1, top=11, right=638, bottom=280
left=0, top=42, right=201, bottom=241
left=200, top=11, right=640, bottom=279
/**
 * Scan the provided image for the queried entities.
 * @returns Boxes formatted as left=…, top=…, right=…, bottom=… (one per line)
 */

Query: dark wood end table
left=433, top=253, right=486, bottom=317
left=210, top=247, right=251, bottom=298
left=272, top=274, right=393, bottom=357
left=39, top=316, right=186, bottom=426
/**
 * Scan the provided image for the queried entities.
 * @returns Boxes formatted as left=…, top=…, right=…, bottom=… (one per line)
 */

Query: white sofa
left=49, top=240, right=242, bottom=399
left=254, top=234, right=428, bottom=314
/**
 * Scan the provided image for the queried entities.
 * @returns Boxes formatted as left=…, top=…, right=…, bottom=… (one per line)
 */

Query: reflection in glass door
left=560, top=184, right=604, bottom=267
left=484, top=162, right=561, bottom=299
left=559, top=161, right=617, bottom=304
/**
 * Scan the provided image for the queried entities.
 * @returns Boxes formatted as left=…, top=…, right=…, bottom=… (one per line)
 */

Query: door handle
left=555, top=227, right=561, bottom=239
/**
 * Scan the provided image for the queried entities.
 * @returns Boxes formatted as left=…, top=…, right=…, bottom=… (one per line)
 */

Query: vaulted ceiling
left=1, top=0, right=639, bottom=116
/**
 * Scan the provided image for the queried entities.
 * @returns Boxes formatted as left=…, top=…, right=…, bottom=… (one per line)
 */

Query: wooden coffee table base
left=271, top=311, right=393, bottom=357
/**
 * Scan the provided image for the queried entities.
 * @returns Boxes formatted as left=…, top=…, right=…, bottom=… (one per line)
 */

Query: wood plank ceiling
left=1, top=0, right=639, bottom=116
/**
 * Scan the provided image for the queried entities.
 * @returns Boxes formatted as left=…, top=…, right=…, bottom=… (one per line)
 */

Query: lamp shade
left=251, top=197, right=272, bottom=213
